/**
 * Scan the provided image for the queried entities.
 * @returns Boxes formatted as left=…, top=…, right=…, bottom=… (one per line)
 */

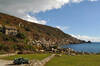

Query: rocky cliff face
left=0, top=12, right=85, bottom=52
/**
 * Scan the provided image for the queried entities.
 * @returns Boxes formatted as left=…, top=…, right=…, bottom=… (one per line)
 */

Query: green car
left=13, top=57, right=29, bottom=65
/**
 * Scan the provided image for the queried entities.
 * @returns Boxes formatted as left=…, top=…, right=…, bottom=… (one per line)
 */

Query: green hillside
left=0, top=12, right=85, bottom=53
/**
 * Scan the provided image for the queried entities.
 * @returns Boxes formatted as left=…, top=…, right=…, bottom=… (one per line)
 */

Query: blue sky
left=0, top=0, right=100, bottom=41
left=35, top=1, right=100, bottom=36
left=34, top=1, right=100, bottom=41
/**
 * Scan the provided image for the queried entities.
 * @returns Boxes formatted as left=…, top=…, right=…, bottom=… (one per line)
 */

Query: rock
left=87, top=41, right=91, bottom=43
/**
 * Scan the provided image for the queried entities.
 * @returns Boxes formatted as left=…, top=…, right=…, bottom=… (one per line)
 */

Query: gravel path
left=0, top=53, right=20, bottom=66
left=0, top=59, right=26, bottom=66
left=0, top=54, right=16, bottom=57
left=0, top=59, right=12, bottom=66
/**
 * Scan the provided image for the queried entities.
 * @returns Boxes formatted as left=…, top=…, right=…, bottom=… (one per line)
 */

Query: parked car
left=13, top=57, right=29, bottom=65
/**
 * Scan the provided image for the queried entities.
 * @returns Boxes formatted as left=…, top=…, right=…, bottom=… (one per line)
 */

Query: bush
left=26, top=45, right=35, bottom=51
left=11, top=44, right=18, bottom=50
left=0, top=44, right=9, bottom=51
left=2, top=35, right=9, bottom=41
left=2, top=34, right=17, bottom=42
left=0, top=44, right=5, bottom=50
left=16, top=33, right=26, bottom=39
left=10, top=37, right=18, bottom=42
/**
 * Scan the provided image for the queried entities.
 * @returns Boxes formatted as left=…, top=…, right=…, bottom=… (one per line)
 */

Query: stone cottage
left=4, top=25, right=17, bottom=35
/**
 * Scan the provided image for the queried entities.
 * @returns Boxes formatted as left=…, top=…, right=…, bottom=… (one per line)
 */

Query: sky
left=0, top=0, right=100, bottom=42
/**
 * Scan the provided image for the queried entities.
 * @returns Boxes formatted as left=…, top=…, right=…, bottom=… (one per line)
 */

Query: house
left=4, top=25, right=17, bottom=35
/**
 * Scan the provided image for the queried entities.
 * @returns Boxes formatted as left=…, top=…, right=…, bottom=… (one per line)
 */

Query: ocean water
left=61, top=42, right=100, bottom=53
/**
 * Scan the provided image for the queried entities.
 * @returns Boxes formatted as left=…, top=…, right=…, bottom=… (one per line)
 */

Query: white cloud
left=88, top=0, right=99, bottom=2
left=71, top=34, right=100, bottom=42
left=23, top=14, right=47, bottom=25
left=0, top=0, right=85, bottom=24
left=71, top=0, right=84, bottom=3
left=0, top=0, right=98, bottom=24
left=0, top=0, right=70, bottom=25
left=56, top=26, right=69, bottom=30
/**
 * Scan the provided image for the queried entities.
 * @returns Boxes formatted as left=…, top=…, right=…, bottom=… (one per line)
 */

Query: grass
left=0, top=53, right=51, bottom=60
left=46, top=55, right=100, bottom=66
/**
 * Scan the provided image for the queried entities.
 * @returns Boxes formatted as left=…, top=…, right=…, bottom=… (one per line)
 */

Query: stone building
left=4, top=25, right=17, bottom=35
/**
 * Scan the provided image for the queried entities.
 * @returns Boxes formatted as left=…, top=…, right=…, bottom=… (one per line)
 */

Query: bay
left=61, top=42, right=100, bottom=53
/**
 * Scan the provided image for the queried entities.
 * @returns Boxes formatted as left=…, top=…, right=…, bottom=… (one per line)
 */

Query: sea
left=61, top=42, right=100, bottom=53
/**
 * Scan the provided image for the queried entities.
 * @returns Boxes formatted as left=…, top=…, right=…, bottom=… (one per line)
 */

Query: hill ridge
left=0, top=12, right=85, bottom=52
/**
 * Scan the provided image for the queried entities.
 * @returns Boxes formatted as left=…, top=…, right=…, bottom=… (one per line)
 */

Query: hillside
left=0, top=12, right=85, bottom=52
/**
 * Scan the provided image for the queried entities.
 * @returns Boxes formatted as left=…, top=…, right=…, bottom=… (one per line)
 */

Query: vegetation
left=0, top=12, right=85, bottom=52
left=0, top=43, right=9, bottom=52
left=0, top=43, right=36, bottom=52
left=16, top=32, right=26, bottom=39
left=46, top=55, right=100, bottom=66
left=0, top=54, right=51, bottom=60
left=0, top=12, right=80, bottom=41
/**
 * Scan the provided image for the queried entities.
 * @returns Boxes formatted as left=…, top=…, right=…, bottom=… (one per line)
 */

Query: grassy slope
left=0, top=54, right=51, bottom=60
left=46, top=55, right=100, bottom=66
left=0, top=12, right=71, bottom=40
left=0, top=12, right=83, bottom=44
left=0, top=12, right=85, bottom=52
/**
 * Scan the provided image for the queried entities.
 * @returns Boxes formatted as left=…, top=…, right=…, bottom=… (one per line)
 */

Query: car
left=13, top=57, right=29, bottom=65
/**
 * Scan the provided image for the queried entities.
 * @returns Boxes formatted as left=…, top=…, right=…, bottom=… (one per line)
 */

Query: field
left=1, top=53, right=100, bottom=66
left=46, top=55, right=100, bottom=66
left=0, top=53, right=51, bottom=60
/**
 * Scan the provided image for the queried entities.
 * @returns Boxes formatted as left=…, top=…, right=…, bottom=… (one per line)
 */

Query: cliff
left=0, top=12, right=85, bottom=52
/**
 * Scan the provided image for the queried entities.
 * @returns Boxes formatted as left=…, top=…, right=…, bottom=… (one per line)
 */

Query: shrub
left=16, top=33, right=26, bottom=39
left=26, top=45, right=35, bottom=51
left=0, top=44, right=9, bottom=51
left=1, top=34, right=17, bottom=42
left=0, top=44, right=5, bottom=50
left=23, top=38, right=29, bottom=44
left=11, top=44, right=18, bottom=50
left=2, top=35, right=9, bottom=41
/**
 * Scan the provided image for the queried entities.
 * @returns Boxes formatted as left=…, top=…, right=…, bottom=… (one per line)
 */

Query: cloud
left=0, top=0, right=98, bottom=24
left=88, top=0, right=99, bottom=2
left=71, top=0, right=84, bottom=3
left=56, top=26, right=69, bottom=30
left=0, top=0, right=70, bottom=24
left=0, top=0, right=84, bottom=24
left=23, top=14, right=47, bottom=25
left=71, top=34, right=100, bottom=42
